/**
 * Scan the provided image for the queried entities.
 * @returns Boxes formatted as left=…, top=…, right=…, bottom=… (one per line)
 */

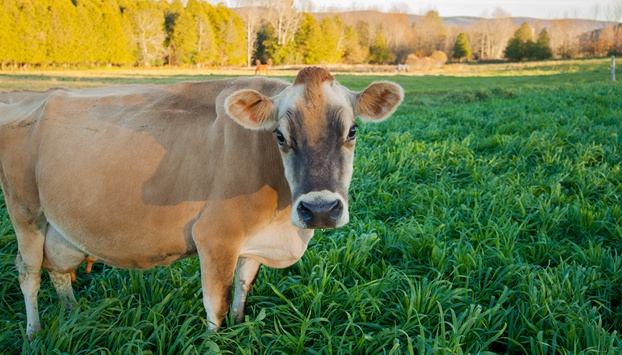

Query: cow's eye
left=274, top=129, right=286, bottom=146
left=347, top=124, right=357, bottom=141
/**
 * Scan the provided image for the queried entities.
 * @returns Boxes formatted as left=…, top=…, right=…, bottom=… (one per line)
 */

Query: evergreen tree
left=14, top=0, right=48, bottom=64
left=164, top=0, right=184, bottom=65
left=171, top=7, right=199, bottom=65
left=168, top=0, right=185, bottom=16
left=209, top=4, right=246, bottom=66
left=192, top=1, right=216, bottom=66
left=504, top=22, right=535, bottom=61
left=0, top=0, right=17, bottom=65
left=504, top=37, right=523, bottom=61
left=294, top=13, right=322, bottom=64
left=169, top=0, right=217, bottom=66
left=256, top=23, right=278, bottom=65
left=369, top=29, right=393, bottom=64
left=75, top=0, right=101, bottom=63
left=97, top=0, right=134, bottom=64
left=514, top=22, right=534, bottom=43
left=453, top=32, right=471, bottom=61
left=319, top=16, right=344, bottom=63
left=533, top=29, right=553, bottom=60
left=46, top=0, right=80, bottom=64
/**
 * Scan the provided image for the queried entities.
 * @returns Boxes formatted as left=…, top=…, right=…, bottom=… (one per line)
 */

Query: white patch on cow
left=203, top=298, right=221, bottom=332
left=239, top=219, right=313, bottom=269
left=292, top=190, right=349, bottom=229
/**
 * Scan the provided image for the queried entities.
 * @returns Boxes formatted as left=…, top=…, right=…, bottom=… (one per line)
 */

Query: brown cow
left=255, top=64, right=269, bottom=75
left=0, top=67, right=403, bottom=340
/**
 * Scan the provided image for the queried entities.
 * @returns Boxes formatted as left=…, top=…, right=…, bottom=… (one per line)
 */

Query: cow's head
left=225, top=67, right=403, bottom=229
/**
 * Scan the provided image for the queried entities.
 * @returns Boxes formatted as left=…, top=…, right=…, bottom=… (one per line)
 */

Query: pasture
left=1, top=59, right=621, bottom=353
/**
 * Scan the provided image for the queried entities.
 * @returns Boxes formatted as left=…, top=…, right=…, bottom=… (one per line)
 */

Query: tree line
left=449, top=15, right=621, bottom=63
left=453, top=22, right=554, bottom=62
left=0, top=0, right=246, bottom=67
left=0, top=0, right=620, bottom=68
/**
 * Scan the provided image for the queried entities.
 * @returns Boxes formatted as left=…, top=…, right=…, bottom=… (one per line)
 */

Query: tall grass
left=1, top=62, right=621, bottom=353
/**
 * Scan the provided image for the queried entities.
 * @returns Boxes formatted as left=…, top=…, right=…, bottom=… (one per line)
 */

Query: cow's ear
left=352, top=81, right=404, bottom=122
left=225, top=90, right=276, bottom=130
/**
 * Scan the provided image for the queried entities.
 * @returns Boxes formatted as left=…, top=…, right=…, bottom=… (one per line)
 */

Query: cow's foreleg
left=231, top=257, right=261, bottom=323
left=197, top=247, right=238, bottom=331
left=193, top=206, right=250, bottom=331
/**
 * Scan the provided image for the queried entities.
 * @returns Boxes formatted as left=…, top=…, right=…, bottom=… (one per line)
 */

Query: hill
left=311, top=10, right=614, bottom=32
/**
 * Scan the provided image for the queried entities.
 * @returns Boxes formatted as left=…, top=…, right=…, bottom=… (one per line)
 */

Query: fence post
left=612, top=56, right=616, bottom=82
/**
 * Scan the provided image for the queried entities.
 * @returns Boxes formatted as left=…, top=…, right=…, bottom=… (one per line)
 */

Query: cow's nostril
left=329, top=200, right=343, bottom=219
left=297, top=201, right=313, bottom=223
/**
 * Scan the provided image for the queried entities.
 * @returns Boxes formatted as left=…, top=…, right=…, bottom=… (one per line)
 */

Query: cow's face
left=226, top=67, right=403, bottom=229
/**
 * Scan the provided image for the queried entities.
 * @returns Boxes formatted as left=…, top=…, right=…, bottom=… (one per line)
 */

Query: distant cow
left=255, top=64, right=269, bottom=75
left=395, top=64, right=410, bottom=73
left=0, top=67, right=404, bottom=340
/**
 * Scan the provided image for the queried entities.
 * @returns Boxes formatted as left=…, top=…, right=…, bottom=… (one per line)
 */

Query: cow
left=395, top=64, right=410, bottom=73
left=255, top=64, right=269, bottom=76
left=0, top=66, right=404, bottom=340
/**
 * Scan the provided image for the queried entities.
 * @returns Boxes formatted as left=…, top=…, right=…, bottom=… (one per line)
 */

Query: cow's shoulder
left=0, top=88, right=66, bottom=126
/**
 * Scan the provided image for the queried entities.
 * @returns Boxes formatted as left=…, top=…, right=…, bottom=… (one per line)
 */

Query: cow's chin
left=290, top=190, right=349, bottom=229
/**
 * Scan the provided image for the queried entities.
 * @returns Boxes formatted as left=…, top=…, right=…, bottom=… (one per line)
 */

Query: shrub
left=405, top=51, right=447, bottom=71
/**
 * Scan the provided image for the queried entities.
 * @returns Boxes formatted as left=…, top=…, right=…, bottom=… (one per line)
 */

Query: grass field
left=1, top=58, right=621, bottom=353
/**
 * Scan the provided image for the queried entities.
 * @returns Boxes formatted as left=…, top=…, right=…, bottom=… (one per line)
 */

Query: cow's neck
left=211, top=115, right=291, bottom=212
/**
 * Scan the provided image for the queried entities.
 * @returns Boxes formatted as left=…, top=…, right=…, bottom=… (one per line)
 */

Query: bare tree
left=549, top=18, right=583, bottom=58
left=236, top=0, right=262, bottom=67
left=471, top=8, right=514, bottom=60
left=473, top=14, right=492, bottom=60
left=129, top=6, right=167, bottom=66
left=412, top=10, right=446, bottom=56
left=265, top=0, right=301, bottom=46
left=608, top=0, right=622, bottom=54
left=383, top=10, right=412, bottom=51
left=488, top=8, right=514, bottom=59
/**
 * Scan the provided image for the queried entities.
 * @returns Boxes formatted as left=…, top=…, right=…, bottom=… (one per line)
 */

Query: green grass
left=1, top=60, right=622, bottom=353
left=0, top=58, right=617, bottom=93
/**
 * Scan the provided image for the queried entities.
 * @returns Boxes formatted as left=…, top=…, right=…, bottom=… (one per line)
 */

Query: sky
left=308, top=0, right=616, bottom=20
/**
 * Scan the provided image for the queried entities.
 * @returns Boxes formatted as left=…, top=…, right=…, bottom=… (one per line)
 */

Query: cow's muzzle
left=292, top=191, right=349, bottom=229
